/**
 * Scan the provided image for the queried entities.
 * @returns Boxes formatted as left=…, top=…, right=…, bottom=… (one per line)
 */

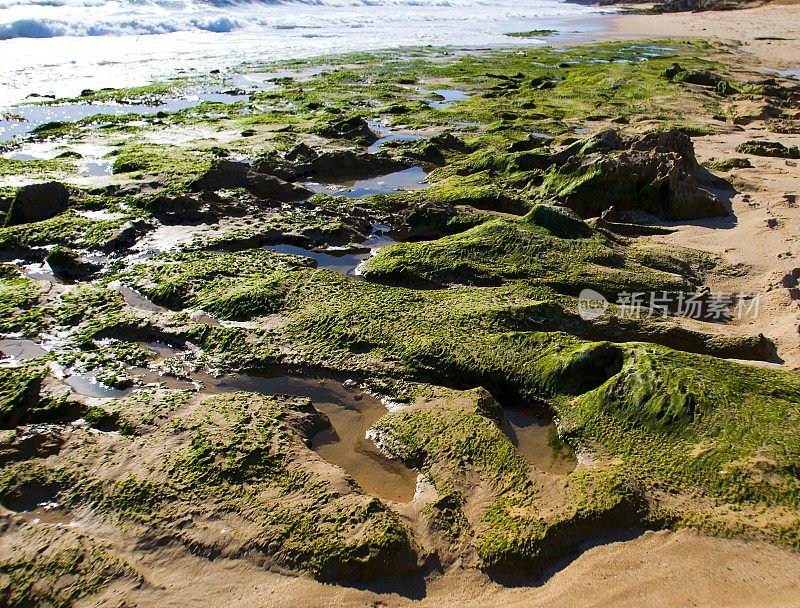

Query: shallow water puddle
left=367, top=133, right=426, bottom=154
left=0, top=91, right=249, bottom=141
left=184, top=370, right=418, bottom=502
left=2, top=141, right=116, bottom=177
left=1, top=486, right=75, bottom=526
left=264, top=244, right=372, bottom=278
left=759, top=66, right=800, bottom=80
left=208, top=374, right=417, bottom=503
left=64, top=373, right=131, bottom=399
left=108, top=281, right=165, bottom=313
left=416, top=87, right=471, bottom=109
left=0, top=339, right=48, bottom=365
left=19, top=261, right=60, bottom=284
left=78, top=160, right=113, bottom=176
left=304, top=166, right=427, bottom=199
left=75, top=209, right=126, bottom=221
left=60, top=358, right=417, bottom=502
left=500, top=408, right=577, bottom=475
left=264, top=224, right=397, bottom=279
left=130, top=222, right=213, bottom=259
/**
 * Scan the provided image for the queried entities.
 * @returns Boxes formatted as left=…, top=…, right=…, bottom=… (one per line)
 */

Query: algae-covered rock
left=0, top=364, right=72, bottom=428
left=398, top=132, right=472, bottom=166
left=0, top=391, right=420, bottom=581
left=299, top=149, right=406, bottom=179
left=141, top=193, right=228, bottom=223
left=99, top=218, right=152, bottom=252
left=45, top=246, right=100, bottom=280
left=675, top=70, right=724, bottom=87
left=524, top=204, right=592, bottom=239
left=708, top=157, right=753, bottom=171
left=5, top=181, right=70, bottom=227
left=255, top=148, right=407, bottom=182
left=736, top=140, right=800, bottom=159
left=190, top=160, right=313, bottom=200
left=360, top=214, right=691, bottom=295
left=663, top=62, right=685, bottom=80
left=508, top=132, right=551, bottom=152
left=538, top=129, right=728, bottom=220
left=317, top=115, right=378, bottom=145
left=371, top=386, right=642, bottom=573
left=0, top=526, right=141, bottom=608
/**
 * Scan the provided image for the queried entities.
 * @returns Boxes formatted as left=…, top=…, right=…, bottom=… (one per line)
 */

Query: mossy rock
left=524, top=204, right=592, bottom=239
left=708, top=157, right=753, bottom=171
left=45, top=246, right=99, bottom=280
left=5, top=182, right=70, bottom=227
left=736, top=140, right=800, bottom=159
left=0, top=364, right=72, bottom=429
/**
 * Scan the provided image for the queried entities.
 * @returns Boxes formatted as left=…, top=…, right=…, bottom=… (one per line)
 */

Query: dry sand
left=608, top=1, right=800, bottom=67
left=605, top=1, right=800, bottom=367
left=81, top=528, right=800, bottom=608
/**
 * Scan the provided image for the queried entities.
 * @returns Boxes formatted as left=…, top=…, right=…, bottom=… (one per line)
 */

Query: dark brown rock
left=45, top=246, right=99, bottom=280
left=5, top=181, right=70, bottom=226
left=317, top=116, right=378, bottom=145
left=540, top=128, right=729, bottom=220
left=191, top=160, right=313, bottom=200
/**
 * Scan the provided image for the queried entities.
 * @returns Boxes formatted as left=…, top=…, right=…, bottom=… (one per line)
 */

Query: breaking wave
left=0, top=0, right=588, bottom=39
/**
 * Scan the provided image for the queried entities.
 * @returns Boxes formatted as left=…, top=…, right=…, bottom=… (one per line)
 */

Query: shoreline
left=606, top=1, right=800, bottom=65
left=2, top=5, right=800, bottom=607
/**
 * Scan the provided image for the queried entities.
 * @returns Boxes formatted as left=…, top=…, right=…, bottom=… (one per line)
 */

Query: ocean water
left=0, top=0, right=611, bottom=108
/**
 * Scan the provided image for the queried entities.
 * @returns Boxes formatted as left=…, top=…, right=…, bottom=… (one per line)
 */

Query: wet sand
left=500, top=408, right=577, bottom=474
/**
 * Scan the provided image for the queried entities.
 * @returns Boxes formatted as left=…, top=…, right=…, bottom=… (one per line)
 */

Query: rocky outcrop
left=317, top=116, right=378, bottom=145
left=141, top=191, right=249, bottom=224
left=568, top=0, right=767, bottom=13
left=398, top=132, right=472, bottom=166
left=538, top=129, right=729, bottom=220
left=255, top=148, right=408, bottom=182
left=5, top=182, right=70, bottom=227
left=190, top=160, right=313, bottom=200
left=45, top=246, right=99, bottom=280
left=99, top=219, right=153, bottom=252
left=736, top=140, right=800, bottom=159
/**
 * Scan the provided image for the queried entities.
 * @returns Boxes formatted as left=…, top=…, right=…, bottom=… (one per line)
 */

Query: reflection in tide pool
left=263, top=224, right=397, bottom=279
left=417, top=88, right=471, bottom=109
left=500, top=408, right=577, bottom=475
left=304, top=167, right=427, bottom=199
left=61, top=357, right=418, bottom=502
left=0, top=339, right=48, bottom=365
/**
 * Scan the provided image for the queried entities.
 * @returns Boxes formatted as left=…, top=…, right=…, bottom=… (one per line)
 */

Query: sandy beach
left=602, top=1, right=800, bottom=367
left=610, top=1, right=800, bottom=66
left=0, top=1, right=800, bottom=608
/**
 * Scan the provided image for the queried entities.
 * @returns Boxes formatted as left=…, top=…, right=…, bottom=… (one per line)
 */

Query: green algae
left=0, top=209, right=138, bottom=252
left=0, top=364, right=63, bottom=429
left=372, top=387, right=641, bottom=571
left=505, top=30, right=557, bottom=38
left=0, top=265, right=44, bottom=336
left=0, top=391, right=417, bottom=580
left=0, top=37, right=797, bottom=595
left=115, top=249, right=312, bottom=320
left=360, top=213, right=690, bottom=296
left=109, top=143, right=214, bottom=187
left=736, top=140, right=800, bottom=159
left=0, top=528, right=140, bottom=608
left=562, top=346, right=800, bottom=513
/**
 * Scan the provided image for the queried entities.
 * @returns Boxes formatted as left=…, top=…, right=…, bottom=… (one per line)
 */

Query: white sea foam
left=1, top=0, right=614, bottom=108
